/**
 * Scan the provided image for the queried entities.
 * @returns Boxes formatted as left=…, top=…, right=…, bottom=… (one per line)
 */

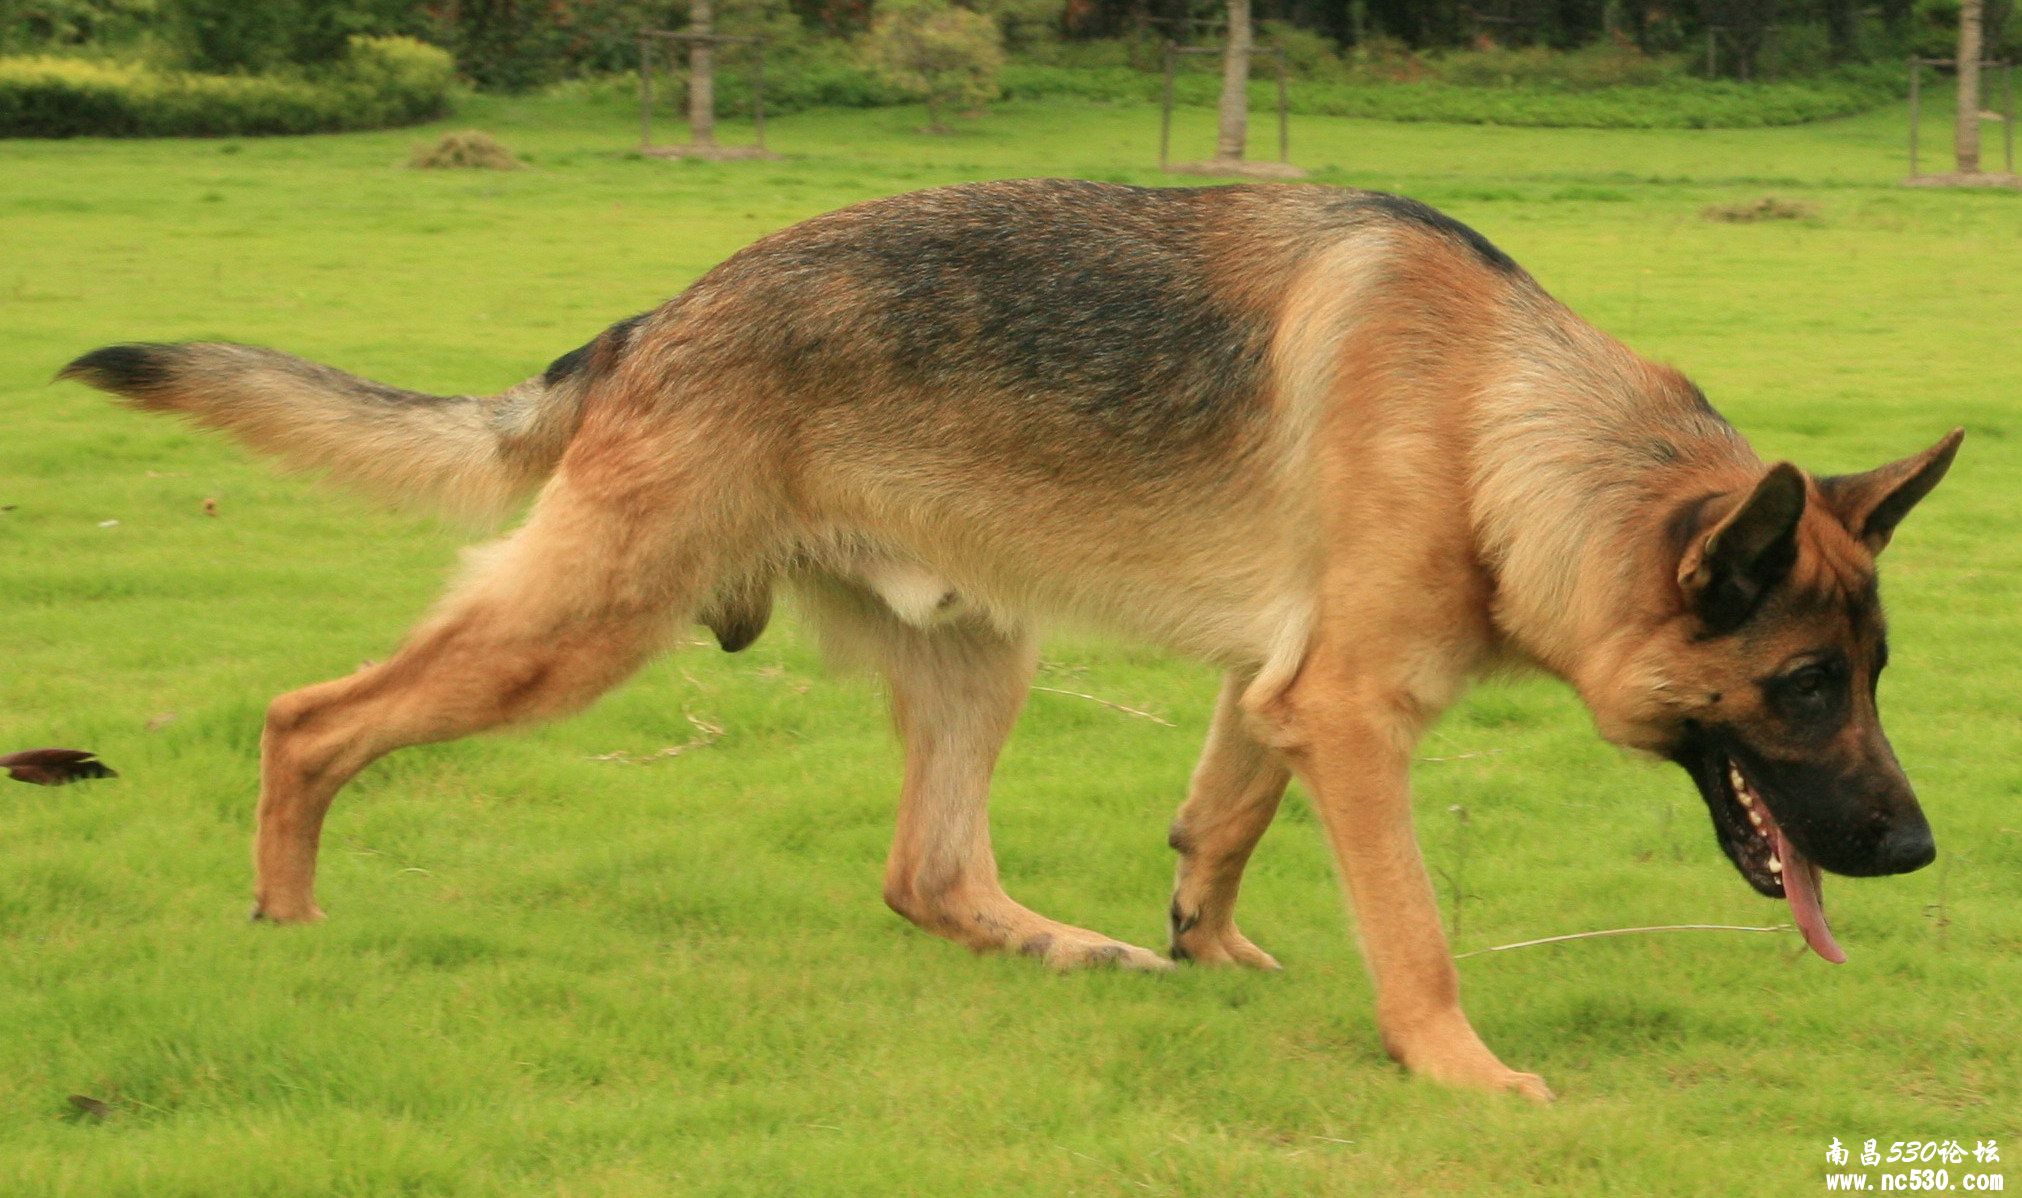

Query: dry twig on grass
left=1030, top=685, right=1176, bottom=727
left=1455, top=923, right=1789, bottom=959
left=587, top=714, right=725, bottom=764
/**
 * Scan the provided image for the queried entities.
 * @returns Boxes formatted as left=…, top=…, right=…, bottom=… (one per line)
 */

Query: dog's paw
left=1384, top=1010, right=1554, bottom=1102
left=1024, top=933, right=1174, bottom=972
left=249, top=899, right=326, bottom=924
left=1170, top=921, right=1281, bottom=970
left=1501, top=1070, right=1555, bottom=1104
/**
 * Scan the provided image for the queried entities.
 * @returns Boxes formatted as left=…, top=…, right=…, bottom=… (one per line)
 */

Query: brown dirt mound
left=1701, top=197, right=1817, bottom=223
left=1902, top=171, right=2022, bottom=190
left=409, top=130, right=520, bottom=171
left=1164, top=159, right=1308, bottom=180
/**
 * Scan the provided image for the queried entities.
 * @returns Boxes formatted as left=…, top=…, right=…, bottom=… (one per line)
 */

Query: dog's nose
left=1873, top=816, right=1936, bottom=874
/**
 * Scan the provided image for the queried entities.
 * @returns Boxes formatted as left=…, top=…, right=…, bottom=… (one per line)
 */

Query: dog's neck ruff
left=1466, top=304, right=1749, bottom=681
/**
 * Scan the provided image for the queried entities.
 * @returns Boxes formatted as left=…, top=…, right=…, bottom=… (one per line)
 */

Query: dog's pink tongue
left=1776, top=830, right=1846, bottom=964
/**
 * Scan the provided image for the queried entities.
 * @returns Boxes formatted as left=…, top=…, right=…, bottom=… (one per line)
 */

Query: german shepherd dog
left=62, top=180, right=1960, bottom=1100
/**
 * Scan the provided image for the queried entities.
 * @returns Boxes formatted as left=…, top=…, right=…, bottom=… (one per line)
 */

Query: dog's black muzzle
left=1674, top=725, right=1936, bottom=885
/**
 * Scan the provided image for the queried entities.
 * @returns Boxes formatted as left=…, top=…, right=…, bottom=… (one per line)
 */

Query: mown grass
left=2, top=94, right=2018, bottom=1195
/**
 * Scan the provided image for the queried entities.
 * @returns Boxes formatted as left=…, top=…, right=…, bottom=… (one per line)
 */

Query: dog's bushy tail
left=58, top=332, right=627, bottom=519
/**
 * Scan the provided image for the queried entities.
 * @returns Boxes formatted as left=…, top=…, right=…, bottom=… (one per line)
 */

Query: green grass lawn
left=2, top=93, right=2018, bottom=1195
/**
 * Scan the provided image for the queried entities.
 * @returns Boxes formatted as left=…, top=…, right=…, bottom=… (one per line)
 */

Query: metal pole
left=1160, top=42, right=1176, bottom=170
left=1276, top=48, right=1289, bottom=163
left=639, top=35, right=653, bottom=151
left=753, top=42, right=767, bottom=151
left=690, top=0, right=716, bottom=149
left=2005, top=62, right=2014, bottom=174
left=1908, top=57, right=1920, bottom=177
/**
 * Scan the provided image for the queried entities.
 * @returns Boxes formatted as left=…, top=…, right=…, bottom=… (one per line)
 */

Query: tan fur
left=58, top=342, right=600, bottom=518
left=66, top=181, right=1960, bottom=1103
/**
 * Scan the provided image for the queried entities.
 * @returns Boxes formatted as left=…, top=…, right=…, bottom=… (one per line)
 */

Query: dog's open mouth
left=1691, top=748, right=1846, bottom=964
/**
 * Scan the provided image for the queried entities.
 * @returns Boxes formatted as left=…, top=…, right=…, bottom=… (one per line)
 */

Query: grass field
left=3, top=93, right=2019, bottom=1195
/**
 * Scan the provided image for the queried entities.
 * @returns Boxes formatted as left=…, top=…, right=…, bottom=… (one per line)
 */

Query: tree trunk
left=1214, top=0, right=1251, bottom=162
left=1957, top=0, right=1983, bottom=174
left=689, top=0, right=716, bottom=148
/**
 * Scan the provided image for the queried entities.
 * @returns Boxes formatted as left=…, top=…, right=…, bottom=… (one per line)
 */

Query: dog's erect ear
left=1819, top=428, right=1964, bottom=554
left=1678, top=462, right=1807, bottom=632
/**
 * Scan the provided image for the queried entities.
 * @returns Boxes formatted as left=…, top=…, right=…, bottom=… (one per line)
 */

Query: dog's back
left=582, top=181, right=1541, bottom=662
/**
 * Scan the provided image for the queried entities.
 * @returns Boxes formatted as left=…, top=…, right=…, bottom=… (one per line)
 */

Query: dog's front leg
left=1255, top=645, right=1552, bottom=1103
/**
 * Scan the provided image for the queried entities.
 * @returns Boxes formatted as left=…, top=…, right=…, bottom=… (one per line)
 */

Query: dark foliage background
left=0, top=0, right=2013, bottom=90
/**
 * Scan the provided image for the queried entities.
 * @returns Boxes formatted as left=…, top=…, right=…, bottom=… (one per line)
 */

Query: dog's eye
left=1786, top=665, right=1828, bottom=697
left=1764, top=657, right=1848, bottom=725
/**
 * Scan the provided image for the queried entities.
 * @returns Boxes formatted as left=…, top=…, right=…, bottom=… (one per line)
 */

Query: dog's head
left=1586, top=429, right=1962, bottom=961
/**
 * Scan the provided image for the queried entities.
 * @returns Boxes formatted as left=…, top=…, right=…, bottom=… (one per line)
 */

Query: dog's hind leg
left=1166, top=670, right=1288, bottom=969
left=250, top=468, right=719, bottom=923
left=804, top=582, right=1170, bottom=971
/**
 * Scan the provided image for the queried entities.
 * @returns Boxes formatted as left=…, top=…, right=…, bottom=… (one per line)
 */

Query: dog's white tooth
left=1738, top=788, right=1753, bottom=806
left=1768, top=855, right=1783, bottom=873
left=1749, top=810, right=1763, bottom=828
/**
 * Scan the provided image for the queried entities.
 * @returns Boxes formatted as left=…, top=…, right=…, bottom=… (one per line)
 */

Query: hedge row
left=626, top=60, right=1899, bottom=131
left=1, top=42, right=1899, bottom=137
left=0, top=36, right=452, bottom=138
left=996, top=63, right=1904, bottom=129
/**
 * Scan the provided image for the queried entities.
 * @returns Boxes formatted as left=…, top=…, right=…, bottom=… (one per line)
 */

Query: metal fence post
left=1908, top=57, right=1920, bottom=177
left=1160, top=42, right=1177, bottom=171
left=1276, top=47, right=1289, bottom=163
left=2005, top=61, right=2015, bottom=174
left=754, top=43, right=767, bottom=151
left=639, top=36, right=653, bottom=151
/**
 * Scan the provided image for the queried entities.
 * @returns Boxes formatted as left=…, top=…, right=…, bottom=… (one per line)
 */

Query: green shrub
left=866, top=0, right=1003, bottom=130
left=437, top=0, right=811, bottom=94
left=967, top=0, right=1064, bottom=53
left=165, top=0, right=427, bottom=74
left=1010, top=32, right=1139, bottom=69
left=583, top=49, right=1902, bottom=131
left=331, top=33, right=454, bottom=120
left=1429, top=41, right=1681, bottom=90
left=0, top=35, right=453, bottom=137
left=724, top=58, right=909, bottom=112
left=1759, top=21, right=1835, bottom=80
left=569, top=34, right=909, bottom=121
left=992, top=60, right=1901, bottom=129
left=169, top=0, right=298, bottom=73
left=1259, top=21, right=1348, bottom=82
left=0, top=0, right=158, bottom=56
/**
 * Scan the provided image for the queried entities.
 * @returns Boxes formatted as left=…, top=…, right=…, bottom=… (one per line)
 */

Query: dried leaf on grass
left=66, top=1094, right=112, bottom=1122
